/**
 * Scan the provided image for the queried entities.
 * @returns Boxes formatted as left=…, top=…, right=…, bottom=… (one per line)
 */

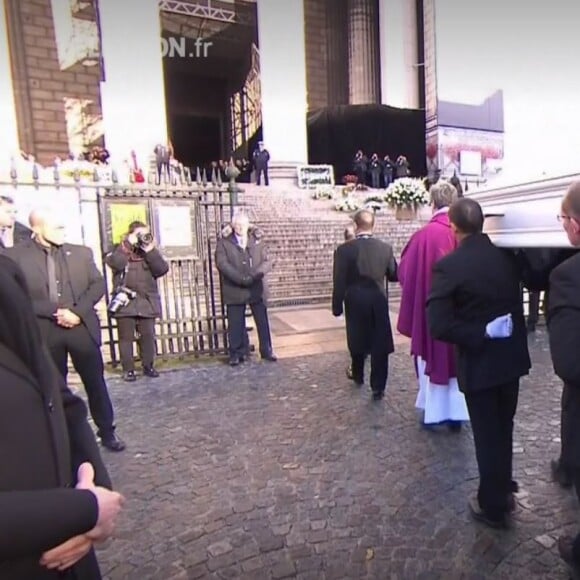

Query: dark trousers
left=48, top=325, right=115, bottom=439
left=527, top=290, right=541, bottom=326
left=370, top=171, right=380, bottom=188
left=345, top=289, right=391, bottom=394
left=116, top=317, right=156, bottom=372
left=227, top=301, right=272, bottom=358
left=464, top=380, right=519, bottom=519
left=559, top=382, right=580, bottom=478
left=383, top=173, right=393, bottom=188
left=256, top=167, right=269, bottom=186
left=351, top=352, right=389, bottom=394
left=156, top=161, right=170, bottom=183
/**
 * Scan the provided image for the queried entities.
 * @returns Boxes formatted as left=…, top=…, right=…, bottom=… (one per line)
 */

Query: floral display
left=334, top=197, right=360, bottom=212
left=384, top=178, right=429, bottom=209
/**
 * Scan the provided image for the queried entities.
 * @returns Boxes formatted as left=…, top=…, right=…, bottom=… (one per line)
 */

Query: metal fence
left=1, top=165, right=241, bottom=363
left=98, top=183, right=238, bottom=364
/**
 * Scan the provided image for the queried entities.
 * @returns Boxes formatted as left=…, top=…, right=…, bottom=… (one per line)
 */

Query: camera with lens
left=136, top=231, right=154, bottom=248
left=108, top=286, right=137, bottom=314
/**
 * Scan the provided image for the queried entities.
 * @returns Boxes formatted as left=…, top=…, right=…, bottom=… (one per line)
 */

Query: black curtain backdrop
left=307, top=104, right=426, bottom=183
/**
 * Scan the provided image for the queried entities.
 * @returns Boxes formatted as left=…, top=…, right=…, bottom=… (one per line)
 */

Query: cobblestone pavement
left=94, top=329, right=577, bottom=579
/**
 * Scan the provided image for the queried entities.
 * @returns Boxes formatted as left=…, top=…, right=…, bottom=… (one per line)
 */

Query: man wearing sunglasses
left=550, top=181, right=580, bottom=575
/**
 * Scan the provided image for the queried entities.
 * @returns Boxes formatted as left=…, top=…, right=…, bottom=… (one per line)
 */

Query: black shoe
left=551, top=458, right=573, bottom=488
left=510, top=480, right=519, bottom=493
left=448, top=421, right=463, bottom=433
left=372, top=390, right=384, bottom=401
left=262, top=353, right=277, bottom=362
left=143, top=365, right=159, bottom=378
left=101, top=434, right=126, bottom=452
left=558, top=536, right=580, bottom=578
left=123, top=371, right=136, bottom=382
left=346, top=365, right=363, bottom=386
left=229, top=357, right=240, bottom=366
left=506, top=493, right=516, bottom=513
left=468, top=497, right=508, bottom=529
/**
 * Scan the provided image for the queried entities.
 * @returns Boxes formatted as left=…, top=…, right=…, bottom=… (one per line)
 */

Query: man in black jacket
left=427, top=198, right=530, bottom=529
left=215, top=211, right=276, bottom=366
left=332, top=209, right=398, bottom=400
left=6, top=208, right=125, bottom=452
left=546, top=182, right=580, bottom=574
left=0, top=254, right=123, bottom=579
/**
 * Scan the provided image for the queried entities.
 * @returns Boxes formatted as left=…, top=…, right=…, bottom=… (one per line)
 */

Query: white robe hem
left=414, top=356, right=470, bottom=424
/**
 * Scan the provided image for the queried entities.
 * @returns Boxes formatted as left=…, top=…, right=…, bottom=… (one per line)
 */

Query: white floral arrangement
left=311, top=185, right=335, bottom=200
left=335, top=197, right=360, bottom=212
left=384, top=177, right=429, bottom=208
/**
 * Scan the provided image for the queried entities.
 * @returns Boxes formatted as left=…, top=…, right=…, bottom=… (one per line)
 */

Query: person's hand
left=55, top=309, right=81, bottom=328
left=241, top=275, right=254, bottom=287
left=252, top=271, right=264, bottom=281
left=76, top=463, right=124, bottom=543
left=40, top=534, right=92, bottom=571
left=485, top=313, right=513, bottom=339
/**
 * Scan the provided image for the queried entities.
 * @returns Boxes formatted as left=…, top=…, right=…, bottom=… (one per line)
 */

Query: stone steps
left=217, top=186, right=421, bottom=306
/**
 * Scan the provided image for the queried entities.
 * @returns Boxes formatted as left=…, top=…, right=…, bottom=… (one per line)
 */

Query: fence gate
left=97, top=185, right=235, bottom=364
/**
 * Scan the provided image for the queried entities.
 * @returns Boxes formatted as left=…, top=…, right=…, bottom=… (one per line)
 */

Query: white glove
left=485, top=313, right=513, bottom=339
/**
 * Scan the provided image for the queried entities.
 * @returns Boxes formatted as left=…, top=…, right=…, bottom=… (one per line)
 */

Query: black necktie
left=46, top=248, right=58, bottom=303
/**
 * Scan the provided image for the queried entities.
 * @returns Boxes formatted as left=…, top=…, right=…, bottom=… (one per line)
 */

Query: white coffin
left=468, top=172, right=579, bottom=248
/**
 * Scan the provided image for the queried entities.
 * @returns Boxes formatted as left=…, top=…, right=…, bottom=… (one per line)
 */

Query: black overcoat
left=547, top=251, right=580, bottom=386
left=332, top=236, right=398, bottom=355
left=0, top=342, right=112, bottom=579
left=427, top=233, right=531, bottom=393
left=546, top=251, right=580, bottom=468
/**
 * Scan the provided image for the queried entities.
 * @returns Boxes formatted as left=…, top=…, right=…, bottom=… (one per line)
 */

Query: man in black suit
left=6, top=208, right=125, bottom=452
left=545, top=182, right=580, bottom=573
left=0, top=194, right=32, bottom=248
left=332, top=209, right=398, bottom=400
left=0, top=254, right=124, bottom=579
left=427, top=198, right=530, bottom=529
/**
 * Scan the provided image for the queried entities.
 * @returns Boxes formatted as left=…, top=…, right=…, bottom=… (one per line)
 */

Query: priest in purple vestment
left=397, top=180, right=470, bottom=429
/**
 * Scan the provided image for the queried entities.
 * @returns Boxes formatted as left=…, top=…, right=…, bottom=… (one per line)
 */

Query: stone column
left=98, top=0, right=168, bottom=170
left=348, top=0, right=381, bottom=104
left=0, top=0, right=19, bottom=164
left=378, top=0, right=420, bottom=109
left=256, top=0, right=308, bottom=182
left=325, top=0, right=349, bottom=106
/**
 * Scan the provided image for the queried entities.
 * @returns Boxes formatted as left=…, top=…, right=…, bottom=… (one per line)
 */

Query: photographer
left=105, top=221, right=169, bottom=382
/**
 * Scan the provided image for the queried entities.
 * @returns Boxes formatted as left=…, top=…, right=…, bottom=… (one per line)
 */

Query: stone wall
left=6, top=0, right=103, bottom=164
left=303, top=0, right=328, bottom=111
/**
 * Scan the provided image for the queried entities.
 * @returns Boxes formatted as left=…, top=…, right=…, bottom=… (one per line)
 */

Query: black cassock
left=332, top=236, right=398, bottom=394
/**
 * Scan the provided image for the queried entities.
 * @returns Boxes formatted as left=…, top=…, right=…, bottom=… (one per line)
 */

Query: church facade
left=0, top=0, right=446, bottom=177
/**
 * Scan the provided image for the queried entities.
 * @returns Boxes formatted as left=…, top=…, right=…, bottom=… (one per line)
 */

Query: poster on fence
left=156, top=204, right=193, bottom=248
left=109, top=203, right=148, bottom=244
